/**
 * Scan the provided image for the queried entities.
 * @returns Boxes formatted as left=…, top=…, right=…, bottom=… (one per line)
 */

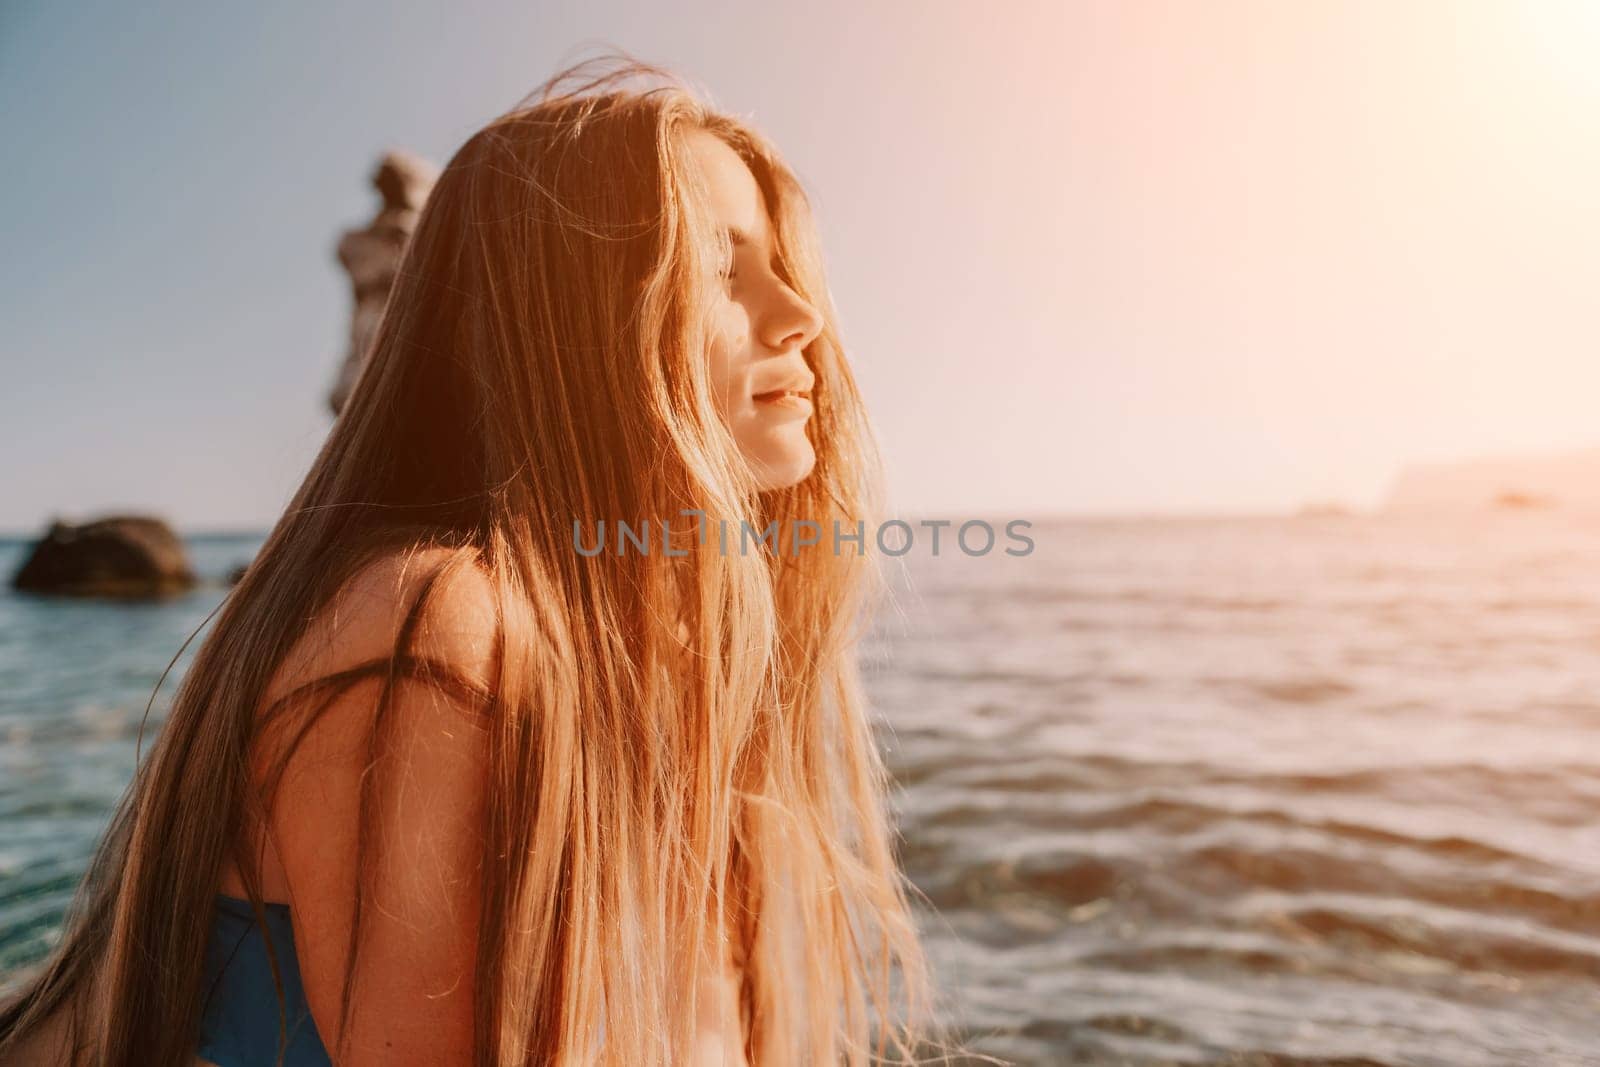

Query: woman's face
left=685, top=128, right=825, bottom=492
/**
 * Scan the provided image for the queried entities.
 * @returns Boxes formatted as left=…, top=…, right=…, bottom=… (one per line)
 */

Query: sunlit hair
left=0, top=52, right=958, bottom=1065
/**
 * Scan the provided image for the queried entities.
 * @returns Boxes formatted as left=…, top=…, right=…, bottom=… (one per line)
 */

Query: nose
left=759, top=277, right=825, bottom=355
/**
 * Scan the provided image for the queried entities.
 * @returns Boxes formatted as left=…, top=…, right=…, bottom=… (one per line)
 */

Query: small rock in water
left=10, top=514, right=197, bottom=599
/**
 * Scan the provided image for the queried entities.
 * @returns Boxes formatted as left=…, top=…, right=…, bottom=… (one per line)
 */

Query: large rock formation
left=327, top=149, right=440, bottom=416
left=1380, top=445, right=1600, bottom=514
left=10, top=515, right=197, bottom=598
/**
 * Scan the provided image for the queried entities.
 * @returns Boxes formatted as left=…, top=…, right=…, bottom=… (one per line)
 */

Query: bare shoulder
left=263, top=541, right=501, bottom=715
left=247, top=542, right=501, bottom=875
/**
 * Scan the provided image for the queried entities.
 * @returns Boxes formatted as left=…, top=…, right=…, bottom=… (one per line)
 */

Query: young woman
left=0, top=54, right=947, bottom=1066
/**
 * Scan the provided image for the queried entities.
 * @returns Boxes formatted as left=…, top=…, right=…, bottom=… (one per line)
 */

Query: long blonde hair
left=0, top=52, right=949, bottom=1065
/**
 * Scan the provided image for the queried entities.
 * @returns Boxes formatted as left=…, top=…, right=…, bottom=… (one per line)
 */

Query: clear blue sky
left=4, top=1, right=1598, bottom=533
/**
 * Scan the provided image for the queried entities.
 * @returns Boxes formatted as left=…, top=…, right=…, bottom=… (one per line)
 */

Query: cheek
left=705, top=314, right=748, bottom=412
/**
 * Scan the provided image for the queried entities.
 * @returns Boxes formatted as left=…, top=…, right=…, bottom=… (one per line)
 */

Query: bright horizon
left=3, top=1, right=1598, bottom=535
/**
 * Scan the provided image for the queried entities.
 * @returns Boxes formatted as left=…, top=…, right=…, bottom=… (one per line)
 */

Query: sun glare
left=1517, top=0, right=1600, bottom=101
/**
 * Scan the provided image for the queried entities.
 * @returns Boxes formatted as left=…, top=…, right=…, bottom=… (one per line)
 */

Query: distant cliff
left=1381, top=446, right=1600, bottom=514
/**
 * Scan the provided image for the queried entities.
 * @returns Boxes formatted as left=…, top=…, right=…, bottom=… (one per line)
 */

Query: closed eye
left=717, top=226, right=783, bottom=285
left=719, top=254, right=787, bottom=286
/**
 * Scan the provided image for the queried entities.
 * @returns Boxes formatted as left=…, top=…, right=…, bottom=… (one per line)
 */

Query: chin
left=749, top=444, right=816, bottom=492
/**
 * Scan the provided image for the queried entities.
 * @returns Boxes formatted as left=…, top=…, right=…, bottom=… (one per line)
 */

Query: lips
left=752, top=360, right=815, bottom=408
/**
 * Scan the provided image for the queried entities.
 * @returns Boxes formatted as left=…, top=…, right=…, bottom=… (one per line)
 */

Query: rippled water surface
left=868, top=514, right=1600, bottom=1065
left=4, top=516, right=1600, bottom=1064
